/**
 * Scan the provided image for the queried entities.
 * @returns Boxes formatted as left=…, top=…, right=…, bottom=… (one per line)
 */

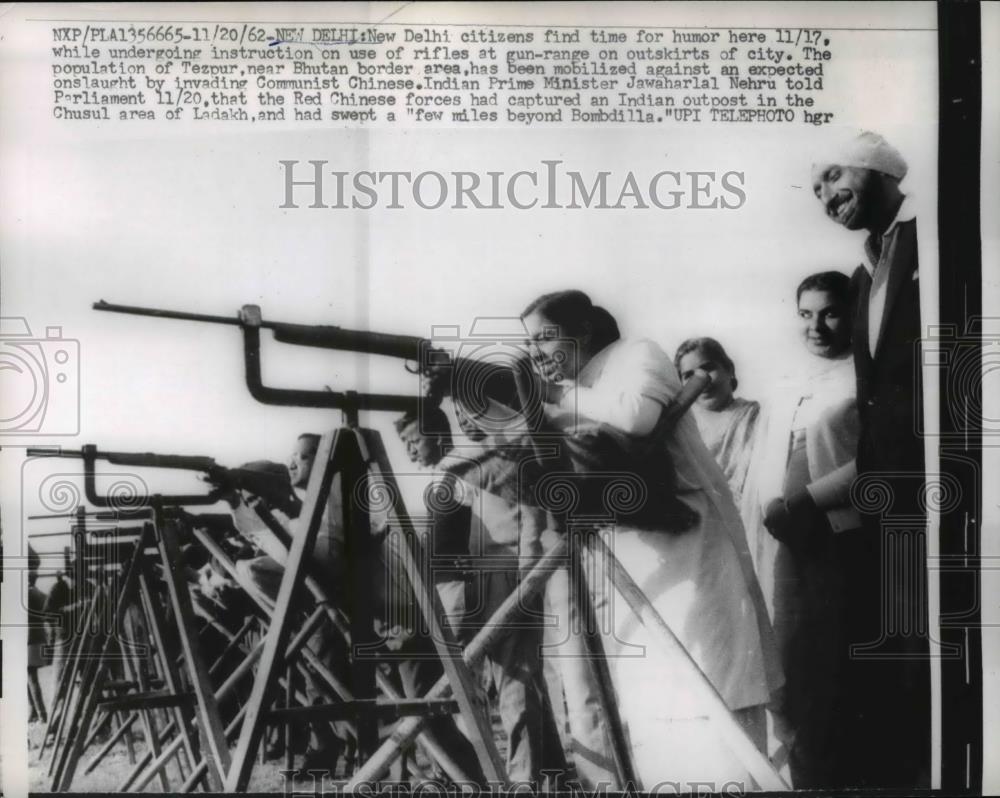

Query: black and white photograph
left=0, top=2, right=995, bottom=795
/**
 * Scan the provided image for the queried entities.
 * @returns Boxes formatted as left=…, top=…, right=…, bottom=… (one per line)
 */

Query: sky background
left=0, top=0, right=939, bottom=550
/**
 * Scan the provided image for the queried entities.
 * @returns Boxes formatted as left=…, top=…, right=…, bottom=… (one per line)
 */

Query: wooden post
left=51, top=534, right=145, bottom=791
left=568, top=526, right=638, bottom=786
left=48, top=590, right=111, bottom=787
left=141, top=601, right=327, bottom=792
left=587, top=532, right=790, bottom=791
left=341, top=429, right=378, bottom=762
left=135, top=550, right=200, bottom=783
left=347, top=539, right=568, bottom=787
left=117, top=613, right=170, bottom=790
left=393, top=527, right=507, bottom=782
left=152, top=505, right=232, bottom=790
left=225, top=430, right=346, bottom=791
left=82, top=711, right=138, bottom=775
left=43, top=586, right=104, bottom=768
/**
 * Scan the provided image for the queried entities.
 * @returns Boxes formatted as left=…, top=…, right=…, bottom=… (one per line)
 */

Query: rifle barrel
left=29, top=445, right=217, bottom=473
left=93, top=300, right=242, bottom=327
left=26, top=447, right=82, bottom=458
left=95, top=299, right=428, bottom=359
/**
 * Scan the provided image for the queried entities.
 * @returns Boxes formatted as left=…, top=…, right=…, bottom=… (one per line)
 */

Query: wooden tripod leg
left=394, top=528, right=506, bottom=782
left=209, top=615, right=256, bottom=678
left=200, top=521, right=470, bottom=781
left=52, top=536, right=145, bottom=791
left=43, top=587, right=105, bottom=767
left=569, top=529, right=638, bottom=787
left=586, top=532, right=789, bottom=791
left=347, top=539, right=568, bottom=788
left=78, top=703, right=112, bottom=752
left=147, top=604, right=327, bottom=792
left=82, top=710, right=138, bottom=775
left=225, top=430, right=345, bottom=791
left=363, top=428, right=506, bottom=781
left=189, top=525, right=359, bottom=736
left=153, top=507, right=232, bottom=791
left=342, top=450, right=381, bottom=764
left=117, top=564, right=211, bottom=795
left=106, top=647, right=137, bottom=767
left=136, top=559, right=200, bottom=785
left=284, top=663, right=295, bottom=772
left=48, top=588, right=111, bottom=787
left=117, top=611, right=171, bottom=791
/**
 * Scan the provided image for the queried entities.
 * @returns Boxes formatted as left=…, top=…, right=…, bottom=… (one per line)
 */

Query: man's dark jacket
left=851, top=216, right=925, bottom=484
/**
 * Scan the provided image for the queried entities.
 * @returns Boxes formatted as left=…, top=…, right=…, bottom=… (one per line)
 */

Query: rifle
left=25, top=445, right=300, bottom=515
left=93, top=300, right=524, bottom=416
left=28, top=510, right=146, bottom=521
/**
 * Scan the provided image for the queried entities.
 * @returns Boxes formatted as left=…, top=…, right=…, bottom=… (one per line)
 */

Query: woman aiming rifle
left=424, top=290, right=782, bottom=790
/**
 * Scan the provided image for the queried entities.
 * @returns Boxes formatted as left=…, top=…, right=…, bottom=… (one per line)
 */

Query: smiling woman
left=796, top=272, right=852, bottom=359
left=674, top=336, right=760, bottom=510
left=746, top=268, right=859, bottom=788
left=513, top=289, right=781, bottom=790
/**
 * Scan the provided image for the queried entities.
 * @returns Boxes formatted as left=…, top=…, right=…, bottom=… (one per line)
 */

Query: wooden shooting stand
left=39, top=492, right=241, bottom=792
left=223, top=418, right=510, bottom=790
left=224, top=423, right=791, bottom=791
left=70, top=302, right=790, bottom=792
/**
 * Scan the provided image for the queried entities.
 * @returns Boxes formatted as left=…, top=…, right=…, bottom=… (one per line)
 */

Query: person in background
left=43, top=569, right=73, bottom=687
left=810, top=131, right=928, bottom=787
left=674, top=337, right=761, bottom=510
left=747, top=271, right=858, bottom=787
left=218, top=445, right=349, bottom=772
left=395, top=405, right=563, bottom=786
left=394, top=407, right=470, bottom=634
left=28, top=546, right=49, bottom=724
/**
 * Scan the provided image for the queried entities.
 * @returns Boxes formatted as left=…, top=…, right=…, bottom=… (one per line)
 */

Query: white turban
left=814, top=130, right=908, bottom=180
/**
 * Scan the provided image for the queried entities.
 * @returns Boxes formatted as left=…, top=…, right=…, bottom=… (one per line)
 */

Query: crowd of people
left=31, top=130, right=929, bottom=791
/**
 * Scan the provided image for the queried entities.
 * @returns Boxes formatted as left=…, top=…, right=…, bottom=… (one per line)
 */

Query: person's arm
left=230, top=496, right=290, bottom=564
left=563, top=385, right=664, bottom=436
left=564, top=339, right=677, bottom=436
left=805, top=460, right=857, bottom=510
left=764, top=461, right=857, bottom=552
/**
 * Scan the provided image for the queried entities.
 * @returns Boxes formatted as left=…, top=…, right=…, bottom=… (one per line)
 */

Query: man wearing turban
left=804, top=131, right=929, bottom=788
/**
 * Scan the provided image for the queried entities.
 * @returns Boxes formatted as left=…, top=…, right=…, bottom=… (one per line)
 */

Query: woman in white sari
left=513, top=291, right=782, bottom=791
left=674, top=337, right=761, bottom=510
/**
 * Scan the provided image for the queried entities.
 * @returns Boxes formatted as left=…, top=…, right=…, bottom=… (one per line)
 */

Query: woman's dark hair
left=673, top=337, right=738, bottom=392
left=394, top=406, right=453, bottom=447
left=520, top=290, right=621, bottom=353
left=796, top=270, right=851, bottom=305
left=297, top=433, right=321, bottom=453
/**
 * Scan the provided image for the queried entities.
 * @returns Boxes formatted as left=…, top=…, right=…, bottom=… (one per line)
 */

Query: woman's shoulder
left=605, top=337, right=672, bottom=369
left=730, top=396, right=761, bottom=419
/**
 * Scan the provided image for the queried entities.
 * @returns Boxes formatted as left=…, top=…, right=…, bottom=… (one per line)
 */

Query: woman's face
left=677, top=348, right=736, bottom=412
left=798, top=289, right=851, bottom=359
left=522, top=310, right=586, bottom=383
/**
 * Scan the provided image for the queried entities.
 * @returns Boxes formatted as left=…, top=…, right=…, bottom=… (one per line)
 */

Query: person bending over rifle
left=396, top=404, right=569, bottom=787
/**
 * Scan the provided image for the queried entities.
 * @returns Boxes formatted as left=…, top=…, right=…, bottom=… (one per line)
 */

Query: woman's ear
left=731, top=375, right=738, bottom=392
